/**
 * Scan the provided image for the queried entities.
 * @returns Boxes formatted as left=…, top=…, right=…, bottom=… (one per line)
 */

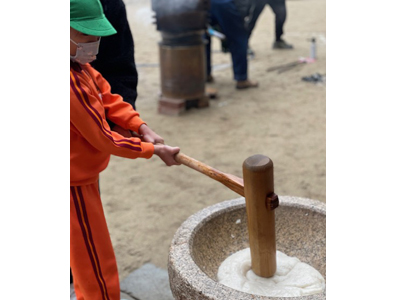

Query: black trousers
left=246, top=0, right=287, bottom=41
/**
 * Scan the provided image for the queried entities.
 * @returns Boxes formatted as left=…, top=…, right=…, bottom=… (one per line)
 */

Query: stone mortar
left=168, top=196, right=326, bottom=300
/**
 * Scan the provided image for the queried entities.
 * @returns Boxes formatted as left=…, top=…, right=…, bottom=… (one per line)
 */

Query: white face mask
left=70, top=37, right=101, bottom=65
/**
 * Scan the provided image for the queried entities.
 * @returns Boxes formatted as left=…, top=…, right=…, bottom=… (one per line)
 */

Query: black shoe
left=221, top=43, right=230, bottom=53
left=273, top=39, right=293, bottom=49
left=302, top=73, right=324, bottom=83
left=220, top=35, right=230, bottom=53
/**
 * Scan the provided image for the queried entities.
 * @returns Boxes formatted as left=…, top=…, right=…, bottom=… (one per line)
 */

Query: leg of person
left=269, top=0, right=293, bottom=49
left=211, top=0, right=258, bottom=89
left=70, top=183, right=120, bottom=300
left=246, top=0, right=267, bottom=38
left=246, top=0, right=267, bottom=56
left=205, top=13, right=221, bottom=82
left=204, top=32, right=214, bottom=83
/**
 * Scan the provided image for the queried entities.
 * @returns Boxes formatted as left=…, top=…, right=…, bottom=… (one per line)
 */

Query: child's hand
left=154, top=144, right=181, bottom=166
left=139, top=124, right=164, bottom=144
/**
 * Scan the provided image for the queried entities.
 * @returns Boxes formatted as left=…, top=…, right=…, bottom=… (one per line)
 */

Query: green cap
left=70, top=0, right=117, bottom=36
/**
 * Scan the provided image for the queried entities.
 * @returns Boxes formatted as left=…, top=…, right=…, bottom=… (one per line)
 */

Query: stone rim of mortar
left=168, top=196, right=326, bottom=300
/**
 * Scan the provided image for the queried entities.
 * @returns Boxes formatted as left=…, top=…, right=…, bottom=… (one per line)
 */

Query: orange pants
left=70, top=183, right=120, bottom=300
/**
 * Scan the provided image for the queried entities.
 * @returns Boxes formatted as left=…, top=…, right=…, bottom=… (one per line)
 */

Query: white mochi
left=217, top=248, right=325, bottom=297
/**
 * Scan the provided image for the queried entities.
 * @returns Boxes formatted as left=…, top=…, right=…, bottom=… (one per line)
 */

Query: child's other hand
left=112, top=124, right=133, bottom=138
left=139, top=124, right=164, bottom=144
left=154, top=144, right=181, bottom=166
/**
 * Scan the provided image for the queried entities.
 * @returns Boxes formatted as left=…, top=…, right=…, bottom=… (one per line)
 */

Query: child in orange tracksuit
left=70, top=0, right=180, bottom=299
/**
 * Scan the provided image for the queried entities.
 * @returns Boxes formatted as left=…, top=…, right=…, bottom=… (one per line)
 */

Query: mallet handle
left=175, top=152, right=245, bottom=197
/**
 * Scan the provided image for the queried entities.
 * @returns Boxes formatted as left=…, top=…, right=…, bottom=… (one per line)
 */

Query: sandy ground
left=100, top=0, right=326, bottom=280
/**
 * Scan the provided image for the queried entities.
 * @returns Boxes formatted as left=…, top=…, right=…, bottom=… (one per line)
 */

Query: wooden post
left=243, top=155, right=277, bottom=278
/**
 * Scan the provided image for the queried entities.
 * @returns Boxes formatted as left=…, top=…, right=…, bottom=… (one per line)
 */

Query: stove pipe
left=152, top=0, right=210, bottom=102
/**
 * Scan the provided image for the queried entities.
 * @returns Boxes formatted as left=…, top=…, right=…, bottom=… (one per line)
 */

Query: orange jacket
left=70, top=62, right=154, bottom=186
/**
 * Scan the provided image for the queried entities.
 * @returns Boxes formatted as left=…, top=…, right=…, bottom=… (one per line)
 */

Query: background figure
left=206, top=0, right=258, bottom=89
left=245, top=0, right=293, bottom=50
left=91, top=0, right=139, bottom=110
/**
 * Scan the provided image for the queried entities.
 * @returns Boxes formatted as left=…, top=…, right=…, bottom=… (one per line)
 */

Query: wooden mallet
left=175, top=152, right=279, bottom=278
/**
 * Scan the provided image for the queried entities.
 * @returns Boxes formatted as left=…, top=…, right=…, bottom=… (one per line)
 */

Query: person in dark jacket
left=92, top=0, right=139, bottom=108
left=91, top=0, right=140, bottom=138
